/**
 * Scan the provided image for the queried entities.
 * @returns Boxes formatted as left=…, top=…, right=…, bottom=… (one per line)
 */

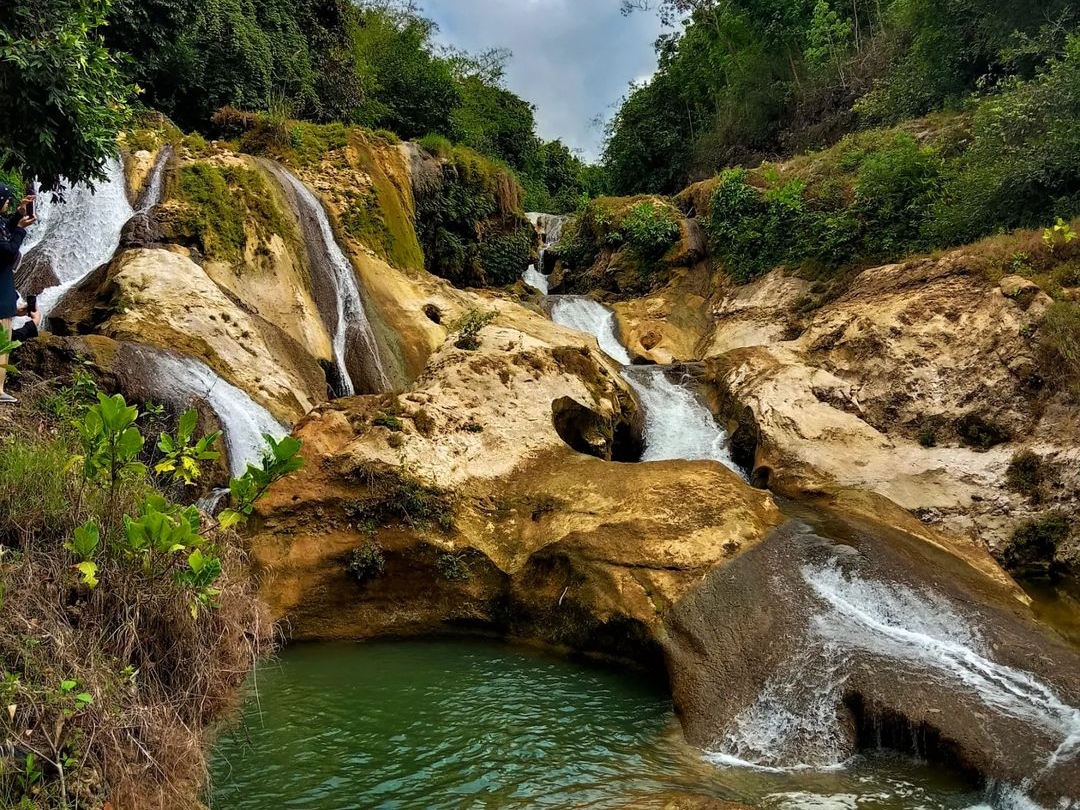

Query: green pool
left=209, top=640, right=992, bottom=810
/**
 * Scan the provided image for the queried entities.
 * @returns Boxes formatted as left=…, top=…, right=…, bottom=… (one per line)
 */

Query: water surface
left=211, top=640, right=992, bottom=810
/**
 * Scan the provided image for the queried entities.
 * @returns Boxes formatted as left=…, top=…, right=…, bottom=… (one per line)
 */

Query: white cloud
left=421, top=0, right=666, bottom=162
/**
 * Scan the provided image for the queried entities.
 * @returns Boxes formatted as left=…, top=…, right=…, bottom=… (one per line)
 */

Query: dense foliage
left=609, top=0, right=1079, bottom=194
left=0, top=0, right=133, bottom=187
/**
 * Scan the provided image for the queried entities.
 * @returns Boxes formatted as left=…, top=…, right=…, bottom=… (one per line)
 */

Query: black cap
left=0, top=183, right=15, bottom=210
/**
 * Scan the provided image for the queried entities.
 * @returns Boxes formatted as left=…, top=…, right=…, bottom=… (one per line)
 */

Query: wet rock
left=665, top=513, right=1080, bottom=807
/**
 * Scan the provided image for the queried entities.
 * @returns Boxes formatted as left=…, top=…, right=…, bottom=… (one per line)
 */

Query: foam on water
left=549, top=295, right=633, bottom=365
left=273, top=168, right=390, bottom=395
left=522, top=263, right=549, bottom=293
left=623, top=365, right=740, bottom=472
left=22, top=158, right=134, bottom=318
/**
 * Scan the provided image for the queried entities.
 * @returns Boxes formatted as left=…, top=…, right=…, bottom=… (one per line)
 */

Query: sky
left=422, top=0, right=668, bottom=162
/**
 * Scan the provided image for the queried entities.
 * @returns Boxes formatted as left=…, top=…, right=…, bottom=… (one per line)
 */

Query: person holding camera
left=0, top=182, right=36, bottom=405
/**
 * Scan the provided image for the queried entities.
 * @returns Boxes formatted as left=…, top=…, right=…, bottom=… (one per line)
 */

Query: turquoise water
left=210, top=640, right=990, bottom=810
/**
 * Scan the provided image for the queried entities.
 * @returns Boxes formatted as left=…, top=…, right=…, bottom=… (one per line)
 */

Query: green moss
left=173, top=162, right=294, bottom=264
left=373, top=413, right=403, bottom=432
left=124, top=128, right=161, bottom=153
left=343, top=136, right=425, bottom=271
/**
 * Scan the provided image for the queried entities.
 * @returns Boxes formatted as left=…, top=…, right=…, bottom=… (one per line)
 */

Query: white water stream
left=132, top=347, right=288, bottom=476
left=710, top=561, right=1080, bottom=809
left=21, top=158, right=134, bottom=318
left=274, top=168, right=390, bottom=395
left=545, top=293, right=741, bottom=472
left=523, top=212, right=568, bottom=295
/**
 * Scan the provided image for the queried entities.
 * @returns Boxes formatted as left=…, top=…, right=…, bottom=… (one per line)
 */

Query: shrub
left=999, top=514, right=1070, bottom=580
left=1005, top=450, right=1046, bottom=499
left=436, top=551, right=472, bottom=581
left=622, top=200, right=681, bottom=258
left=1039, top=300, right=1080, bottom=401
left=453, top=309, right=496, bottom=351
left=917, top=424, right=938, bottom=448
left=372, top=129, right=401, bottom=145
left=346, top=543, right=386, bottom=584
left=955, top=412, right=1010, bottom=450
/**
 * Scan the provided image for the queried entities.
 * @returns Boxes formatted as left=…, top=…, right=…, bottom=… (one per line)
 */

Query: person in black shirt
left=0, top=183, right=36, bottom=404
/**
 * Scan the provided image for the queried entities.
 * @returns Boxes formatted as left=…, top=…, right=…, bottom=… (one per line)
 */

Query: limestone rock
left=50, top=247, right=327, bottom=423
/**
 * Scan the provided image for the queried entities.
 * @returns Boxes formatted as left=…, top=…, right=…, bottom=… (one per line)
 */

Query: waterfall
left=129, top=346, right=288, bottom=476
left=523, top=212, right=568, bottom=293
left=710, top=561, right=1080, bottom=781
left=136, top=146, right=172, bottom=212
left=623, top=366, right=737, bottom=466
left=267, top=165, right=390, bottom=396
left=20, top=158, right=134, bottom=318
left=549, top=296, right=632, bottom=365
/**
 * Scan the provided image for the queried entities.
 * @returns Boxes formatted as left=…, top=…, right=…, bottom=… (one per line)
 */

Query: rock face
left=51, top=248, right=327, bottom=424
left=249, top=305, right=782, bottom=656
left=666, top=511, right=1080, bottom=806
left=701, top=255, right=1078, bottom=562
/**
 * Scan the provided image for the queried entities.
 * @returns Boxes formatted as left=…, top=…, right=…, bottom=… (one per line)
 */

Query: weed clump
left=999, top=514, right=1071, bottom=580
left=436, top=551, right=472, bottom=581
left=453, top=310, right=496, bottom=351
left=955, top=412, right=1010, bottom=450
left=345, top=464, right=456, bottom=533
left=346, top=542, right=386, bottom=584
left=1005, top=450, right=1048, bottom=500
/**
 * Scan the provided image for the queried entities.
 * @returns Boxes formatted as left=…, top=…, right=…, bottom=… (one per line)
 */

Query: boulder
left=50, top=247, right=327, bottom=424
left=249, top=304, right=782, bottom=653
left=665, top=510, right=1080, bottom=806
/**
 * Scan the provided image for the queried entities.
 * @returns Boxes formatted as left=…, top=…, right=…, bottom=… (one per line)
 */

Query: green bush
left=344, top=465, right=456, bottom=533
left=418, top=133, right=453, bottom=159
left=453, top=310, right=496, bottom=351
left=1000, top=514, right=1070, bottom=580
left=622, top=201, right=681, bottom=258
left=346, top=542, right=386, bottom=584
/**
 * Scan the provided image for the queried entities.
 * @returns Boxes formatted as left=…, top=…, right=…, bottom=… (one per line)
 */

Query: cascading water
left=710, top=559, right=1080, bottom=807
left=269, top=165, right=390, bottom=396
left=547, top=295, right=742, bottom=473
left=523, top=212, right=568, bottom=294
left=549, top=296, right=632, bottom=365
left=19, top=157, right=134, bottom=318
left=623, top=365, right=738, bottom=466
left=136, top=145, right=172, bottom=213
left=129, top=346, right=288, bottom=476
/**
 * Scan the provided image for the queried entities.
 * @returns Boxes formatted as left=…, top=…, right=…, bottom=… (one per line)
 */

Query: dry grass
left=0, top=375, right=272, bottom=809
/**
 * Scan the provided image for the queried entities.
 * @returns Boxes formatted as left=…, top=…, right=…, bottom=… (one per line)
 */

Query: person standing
left=0, top=183, right=36, bottom=404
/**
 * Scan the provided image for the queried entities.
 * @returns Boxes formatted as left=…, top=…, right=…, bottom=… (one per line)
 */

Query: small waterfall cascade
left=548, top=296, right=743, bottom=474
left=20, top=158, right=134, bottom=318
left=549, top=296, right=632, bottom=365
left=132, top=347, right=288, bottom=476
left=710, top=561, right=1080, bottom=787
left=136, top=145, right=172, bottom=212
left=271, top=166, right=390, bottom=396
left=623, top=365, right=737, bottom=466
left=523, top=212, right=569, bottom=294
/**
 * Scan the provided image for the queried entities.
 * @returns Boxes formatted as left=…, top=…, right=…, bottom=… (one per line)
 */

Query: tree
left=0, top=0, right=133, bottom=187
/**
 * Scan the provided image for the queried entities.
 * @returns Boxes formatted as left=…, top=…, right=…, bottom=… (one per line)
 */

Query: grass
left=1005, top=450, right=1047, bottom=500
left=172, top=162, right=295, bottom=264
left=344, top=463, right=456, bottom=534
left=0, top=374, right=270, bottom=808
left=1039, top=300, right=1080, bottom=401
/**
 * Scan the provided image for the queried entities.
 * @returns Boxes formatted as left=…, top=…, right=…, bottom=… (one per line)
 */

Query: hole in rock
left=551, top=397, right=642, bottom=462
left=423, top=304, right=442, bottom=324
left=843, top=693, right=981, bottom=786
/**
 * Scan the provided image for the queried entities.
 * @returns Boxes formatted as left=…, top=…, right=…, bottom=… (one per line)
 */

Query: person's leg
left=0, top=318, right=11, bottom=396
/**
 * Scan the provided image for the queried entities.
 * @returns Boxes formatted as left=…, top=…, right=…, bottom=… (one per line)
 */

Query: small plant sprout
left=1043, top=217, right=1077, bottom=252
left=156, top=408, right=222, bottom=486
